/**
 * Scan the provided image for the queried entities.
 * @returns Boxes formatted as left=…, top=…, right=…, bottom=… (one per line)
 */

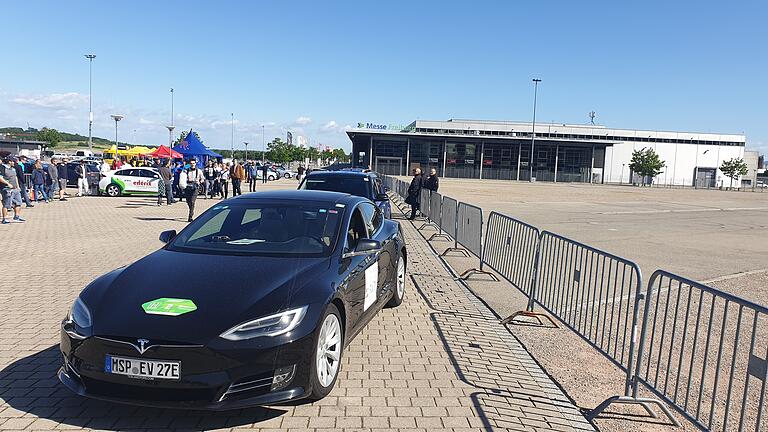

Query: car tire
left=105, top=184, right=121, bottom=197
left=386, top=255, right=406, bottom=308
left=309, top=303, right=344, bottom=400
left=268, top=175, right=276, bottom=181
left=283, top=173, right=291, bottom=179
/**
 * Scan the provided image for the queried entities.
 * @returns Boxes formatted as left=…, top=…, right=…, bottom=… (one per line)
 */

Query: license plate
left=105, top=355, right=180, bottom=380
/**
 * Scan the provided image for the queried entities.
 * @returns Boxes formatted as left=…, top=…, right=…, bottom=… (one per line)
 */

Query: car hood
left=84, top=249, right=330, bottom=344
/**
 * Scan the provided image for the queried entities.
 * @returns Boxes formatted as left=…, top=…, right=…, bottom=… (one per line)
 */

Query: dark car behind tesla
left=297, top=171, right=392, bottom=219
left=59, top=190, right=406, bottom=409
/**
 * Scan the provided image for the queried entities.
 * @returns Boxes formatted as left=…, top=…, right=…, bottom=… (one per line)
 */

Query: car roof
left=305, top=170, right=377, bottom=179
left=231, top=190, right=365, bottom=206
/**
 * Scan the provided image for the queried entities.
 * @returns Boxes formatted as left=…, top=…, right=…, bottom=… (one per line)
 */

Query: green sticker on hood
left=142, top=298, right=197, bottom=316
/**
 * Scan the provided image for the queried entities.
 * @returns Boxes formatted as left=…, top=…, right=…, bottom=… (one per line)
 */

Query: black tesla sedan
left=59, top=190, right=407, bottom=409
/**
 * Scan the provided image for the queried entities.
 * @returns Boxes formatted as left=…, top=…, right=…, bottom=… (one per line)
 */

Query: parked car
left=98, top=167, right=160, bottom=197
left=756, top=180, right=767, bottom=189
left=298, top=170, right=391, bottom=218
left=59, top=190, right=406, bottom=409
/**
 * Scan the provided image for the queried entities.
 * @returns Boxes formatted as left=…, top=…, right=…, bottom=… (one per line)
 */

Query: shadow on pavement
left=133, top=216, right=188, bottom=222
left=0, top=345, right=286, bottom=430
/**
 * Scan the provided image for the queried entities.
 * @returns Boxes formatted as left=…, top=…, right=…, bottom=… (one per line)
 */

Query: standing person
left=56, top=159, right=68, bottom=201
left=297, top=165, right=305, bottom=183
left=159, top=160, right=175, bottom=205
left=76, top=160, right=89, bottom=196
left=32, top=160, right=49, bottom=203
left=14, top=156, right=33, bottom=208
left=406, top=167, right=424, bottom=220
left=172, top=161, right=183, bottom=199
left=219, top=163, right=230, bottom=199
left=203, top=161, right=216, bottom=199
left=1, top=157, right=25, bottom=224
left=261, top=164, right=269, bottom=184
left=424, top=167, right=440, bottom=193
left=100, top=158, right=111, bottom=174
left=248, top=162, right=259, bottom=192
left=179, top=159, right=203, bottom=222
left=231, top=160, right=245, bottom=196
left=47, top=157, right=60, bottom=200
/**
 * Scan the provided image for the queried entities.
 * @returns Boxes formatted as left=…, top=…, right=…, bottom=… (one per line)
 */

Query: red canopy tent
left=149, top=145, right=183, bottom=159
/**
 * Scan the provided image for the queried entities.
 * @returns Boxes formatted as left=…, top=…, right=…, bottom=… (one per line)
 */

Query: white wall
left=604, top=142, right=745, bottom=186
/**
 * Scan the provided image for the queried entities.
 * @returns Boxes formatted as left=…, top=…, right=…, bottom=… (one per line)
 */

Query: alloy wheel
left=315, top=313, right=341, bottom=388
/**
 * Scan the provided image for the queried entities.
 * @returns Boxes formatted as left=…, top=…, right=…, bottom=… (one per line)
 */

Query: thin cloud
left=322, top=120, right=338, bottom=131
left=294, top=116, right=312, bottom=126
left=11, top=92, right=87, bottom=110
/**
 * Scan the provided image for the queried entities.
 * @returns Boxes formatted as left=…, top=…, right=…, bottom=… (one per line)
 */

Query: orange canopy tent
left=149, top=145, right=183, bottom=159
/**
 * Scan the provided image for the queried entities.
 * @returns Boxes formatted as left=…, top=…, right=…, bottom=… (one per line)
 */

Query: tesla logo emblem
left=136, top=339, right=150, bottom=354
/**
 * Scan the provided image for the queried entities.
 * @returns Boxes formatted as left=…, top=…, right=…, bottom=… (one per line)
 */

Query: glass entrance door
left=375, top=157, right=403, bottom=176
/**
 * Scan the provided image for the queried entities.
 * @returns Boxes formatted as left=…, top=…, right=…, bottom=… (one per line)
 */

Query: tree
left=628, top=147, right=665, bottom=186
left=36, top=127, right=62, bottom=148
left=719, top=158, right=748, bottom=189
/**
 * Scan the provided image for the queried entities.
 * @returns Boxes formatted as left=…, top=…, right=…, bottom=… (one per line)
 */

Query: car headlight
left=220, top=306, right=308, bottom=341
left=69, top=297, right=92, bottom=329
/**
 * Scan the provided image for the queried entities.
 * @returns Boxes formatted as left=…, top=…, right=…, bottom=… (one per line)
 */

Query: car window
left=139, top=169, right=158, bottom=178
left=346, top=208, right=368, bottom=251
left=170, top=202, right=343, bottom=257
left=373, top=178, right=383, bottom=195
left=300, top=176, right=372, bottom=198
left=358, top=202, right=382, bottom=235
left=114, top=169, right=128, bottom=176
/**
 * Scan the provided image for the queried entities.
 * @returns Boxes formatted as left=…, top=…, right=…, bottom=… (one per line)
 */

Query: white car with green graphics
left=99, top=168, right=160, bottom=197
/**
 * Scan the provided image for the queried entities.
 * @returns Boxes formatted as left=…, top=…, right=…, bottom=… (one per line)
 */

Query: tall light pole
left=230, top=113, right=234, bottom=159
left=244, top=142, right=249, bottom=161
left=84, top=54, right=96, bottom=151
left=170, top=88, right=174, bottom=126
left=166, top=125, right=175, bottom=150
left=529, top=78, right=541, bottom=182
left=110, top=115, right=124, bottom=160
left=262, top=125, right=265, bottom=163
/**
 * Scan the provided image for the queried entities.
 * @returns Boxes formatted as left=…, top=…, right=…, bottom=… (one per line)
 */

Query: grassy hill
left=0, top=127, right=128, bottom=150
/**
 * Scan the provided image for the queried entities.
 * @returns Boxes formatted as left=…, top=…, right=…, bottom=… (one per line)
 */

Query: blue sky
left=1, top=0, right=766, bottom=153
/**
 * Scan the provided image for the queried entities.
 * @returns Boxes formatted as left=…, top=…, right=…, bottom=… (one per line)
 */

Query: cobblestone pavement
left=0, top=186, right=594, bottom=431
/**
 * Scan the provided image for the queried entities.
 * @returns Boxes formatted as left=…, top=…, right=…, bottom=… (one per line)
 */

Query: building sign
left=483, top=159, right=493, bottom=166
left=356, top=122, right=412, bottom=132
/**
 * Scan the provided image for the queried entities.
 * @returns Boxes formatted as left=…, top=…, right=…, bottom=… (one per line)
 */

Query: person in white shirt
left=100, top=159, right=111, bottom=174
left=76, top=161, right=89, bottom=196
left=178, top=159, right=203, bottom=222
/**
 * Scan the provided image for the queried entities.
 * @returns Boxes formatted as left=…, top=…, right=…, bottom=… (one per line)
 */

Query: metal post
left=244, top=142, right=248, bottom=161
left=369, top=136, right=373, bottom=168
left=590, top=144, right=595, bottom=184
left=621, top=164, right=625, bottom=185
left=170, top=88, right=174, bottom=126
left=479, top=140, right=484, bottom=180
left=406, top=139, right=410, bottom=177
left=694, top=142, right=699, bottom=188
left=166, top=126, right=175, bottom=150
left=84, top=54, right=96, bottom=151
left=262, top=125, right=265, bottom=163
left=442, top=140, right=447, bottom=177
left=530, top=78, right=541, bottom=182
left=554, top=143, right=559, bottom=182
left=516, top=141, right=522, bottom=180
left=230, top=113, right=234, bottom=159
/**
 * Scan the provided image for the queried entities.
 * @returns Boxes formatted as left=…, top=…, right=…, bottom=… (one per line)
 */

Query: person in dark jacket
left=31, top=160, right=49, bottom=203
left=159, top=160, right=175, bottom=205
left=405, top=167, right=424, bottom=220
left=47, top=158, right=60, bottom=200
left=424, top=167, right=439, bottom=192
left=56, top=160, right=68, bottom=201
left=14, top=156, right=33, bottom=207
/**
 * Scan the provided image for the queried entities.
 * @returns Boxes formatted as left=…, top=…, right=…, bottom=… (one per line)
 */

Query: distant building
left=0, top=138, right=45, bottom=159
left=348, top=119, right=754, bottom=187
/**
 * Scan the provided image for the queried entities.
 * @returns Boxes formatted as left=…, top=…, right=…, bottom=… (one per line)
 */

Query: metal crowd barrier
left=418, top=190, right=441, bottom=231
left=630, top=270, right=767, bottom=431
left=454, top=202, right=497, bottom=281
left=436, top=196, right=462, bottom=251
left=482, top=212, right=540, bottom=297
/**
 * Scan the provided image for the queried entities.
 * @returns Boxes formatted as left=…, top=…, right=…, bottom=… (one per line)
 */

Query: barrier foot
left=500, top=310, right=558, bottom=327
left=440, top=247, right=470, bottom=257
left=427, top=233, right=451, bottom=241
left=459, top=268, right=499, bottom=282
left=417, top=222, right=439, bottom=231
left=587, top=395, right=680, bottom=427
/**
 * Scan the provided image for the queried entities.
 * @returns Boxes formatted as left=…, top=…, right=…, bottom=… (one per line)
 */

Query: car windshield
left=168, top=202, right=343, bottom=257
left=300, top=176, right=371, bottom=198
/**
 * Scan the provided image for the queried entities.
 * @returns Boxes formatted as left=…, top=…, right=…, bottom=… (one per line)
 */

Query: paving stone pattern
left=0, top=190, right=594, bottom=431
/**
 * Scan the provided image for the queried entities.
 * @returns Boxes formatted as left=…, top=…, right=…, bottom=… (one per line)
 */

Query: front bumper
left=59, top=328, right=315, bottom=410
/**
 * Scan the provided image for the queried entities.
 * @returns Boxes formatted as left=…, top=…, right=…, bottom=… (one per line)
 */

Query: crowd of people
left=406, top=167, right=439, bottom=220
left=2, top=152, right=309, bottom=225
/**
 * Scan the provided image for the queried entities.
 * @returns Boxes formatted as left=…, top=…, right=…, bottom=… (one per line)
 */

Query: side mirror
left=375, top=193, right=389, bottom=202
left=159, top=230, right=177, bottom=244
left=342, top=239, right=382, bottom=259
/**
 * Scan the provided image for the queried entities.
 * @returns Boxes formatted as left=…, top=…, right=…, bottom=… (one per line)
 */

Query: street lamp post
left=110, top=115, right=124, bottom=161
left=170, top=88, right=174, bottom=126
left=230, top=113, right=234, bottom=159
left=621, top=163, right=626, bottom=185
left=262, top=125, right=265, bottom=164
left=166, top=125, right=175, bottom=150
left=84, top=54, right=96, bottom=151
left=244, top=142, right=249, bottom=161
left=529, top=78, right=541, bottom=182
